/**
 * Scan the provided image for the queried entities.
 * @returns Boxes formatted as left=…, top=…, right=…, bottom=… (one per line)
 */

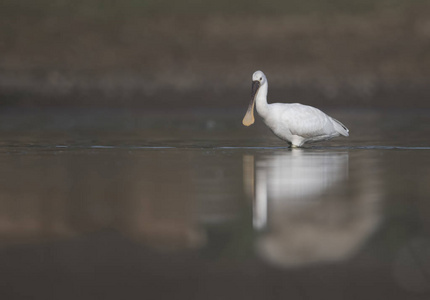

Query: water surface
left=0, top=109, right=429, bottom=299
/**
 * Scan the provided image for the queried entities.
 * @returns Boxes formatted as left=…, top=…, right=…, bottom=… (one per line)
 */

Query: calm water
left=0, top=108, right=429, bottom=299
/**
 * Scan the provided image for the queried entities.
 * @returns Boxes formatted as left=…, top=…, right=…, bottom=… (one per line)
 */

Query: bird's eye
left=260, top=77, right=262, bottom=81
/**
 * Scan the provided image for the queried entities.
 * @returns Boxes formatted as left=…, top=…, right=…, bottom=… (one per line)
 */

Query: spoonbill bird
left=242, top=71, right=349, bottom=147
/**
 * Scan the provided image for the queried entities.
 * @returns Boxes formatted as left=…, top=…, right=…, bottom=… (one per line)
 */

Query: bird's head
left=252, top=70, right=266, bottom=85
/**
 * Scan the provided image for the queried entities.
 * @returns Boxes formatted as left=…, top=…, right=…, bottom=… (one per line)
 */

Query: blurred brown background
left=1, top=0, right=430, bottom=109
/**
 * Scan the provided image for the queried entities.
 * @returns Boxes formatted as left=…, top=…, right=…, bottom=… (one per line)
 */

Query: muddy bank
left=1, top=2, right=429, bottom=108
left=1, top=73, right=429, bottom=109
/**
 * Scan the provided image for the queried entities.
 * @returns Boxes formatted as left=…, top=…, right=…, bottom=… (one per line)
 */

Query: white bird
left=242, top=71, right=349, bottom=147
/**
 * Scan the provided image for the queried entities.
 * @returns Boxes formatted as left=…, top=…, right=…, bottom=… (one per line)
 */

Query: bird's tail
left=331, top=118, right=349, bottom=136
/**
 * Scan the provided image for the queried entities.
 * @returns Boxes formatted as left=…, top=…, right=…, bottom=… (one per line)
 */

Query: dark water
left=0, top=109, right=429, bottom=299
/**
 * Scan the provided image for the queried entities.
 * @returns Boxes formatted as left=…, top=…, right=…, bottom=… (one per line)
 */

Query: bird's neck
left=256, top=82, right=269, bottom=118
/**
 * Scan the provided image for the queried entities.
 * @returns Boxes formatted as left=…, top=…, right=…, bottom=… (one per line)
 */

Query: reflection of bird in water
left=253, top=151, right=349, bottom=230
left=250, top=151, right=381, bottom=267
left=258, top=151, right=348, bottom=201
left=242, top=70, right=349, bottom=147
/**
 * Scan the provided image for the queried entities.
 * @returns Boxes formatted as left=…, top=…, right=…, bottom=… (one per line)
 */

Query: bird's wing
left=280, top=104, right=332, bottom=138
left=330, top=117, right=349, bottom=136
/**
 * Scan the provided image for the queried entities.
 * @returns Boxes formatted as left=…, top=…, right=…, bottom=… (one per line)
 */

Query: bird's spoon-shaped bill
left=242, top=81, right=260, bottom=126
left=242, top=101, right=255, bottom=126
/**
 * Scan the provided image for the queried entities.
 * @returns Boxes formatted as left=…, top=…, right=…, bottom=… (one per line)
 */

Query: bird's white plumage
left=243, top=71, right=349, bottom=147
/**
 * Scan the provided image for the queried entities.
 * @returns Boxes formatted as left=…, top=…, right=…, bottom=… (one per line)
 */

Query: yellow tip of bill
left=242, top=113, right=254, bottom=126
left=242, top=100, right=255, bottom=126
